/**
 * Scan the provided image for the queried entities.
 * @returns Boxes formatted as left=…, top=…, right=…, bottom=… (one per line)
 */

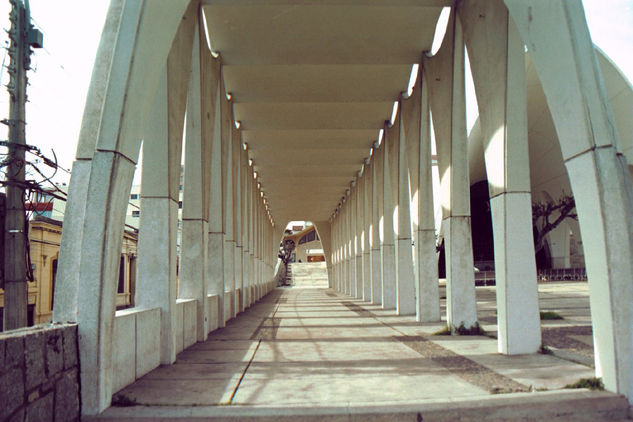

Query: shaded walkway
left=92, top=285, right=629, bottom=420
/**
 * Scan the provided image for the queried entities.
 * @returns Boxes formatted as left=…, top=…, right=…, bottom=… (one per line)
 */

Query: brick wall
left=0, top=324, right=80, bottom=422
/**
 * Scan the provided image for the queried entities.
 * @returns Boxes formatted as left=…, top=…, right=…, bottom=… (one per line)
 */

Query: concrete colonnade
left=329, top=0, right=633, bottom=406
left=50, top=0, right=633, bottom=414
left=53, top=2, right=277, bottom=414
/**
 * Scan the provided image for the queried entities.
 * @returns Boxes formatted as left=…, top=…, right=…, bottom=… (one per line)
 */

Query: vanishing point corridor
left=90, top=283, right=630, bottom=420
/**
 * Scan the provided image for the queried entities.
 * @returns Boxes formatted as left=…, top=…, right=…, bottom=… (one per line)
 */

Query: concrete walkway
left=92, top=283, right=631, bottom=420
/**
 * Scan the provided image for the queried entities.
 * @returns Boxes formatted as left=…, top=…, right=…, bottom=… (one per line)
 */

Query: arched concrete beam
left=459, top=0, right=540, bottom=355
left=54, top=0, right=194, bottom=415
left=313, top=221, right=333, bottom=288
left=423, top=10, right=477, bottom=330
left=505, top=0, right=633, bottom=402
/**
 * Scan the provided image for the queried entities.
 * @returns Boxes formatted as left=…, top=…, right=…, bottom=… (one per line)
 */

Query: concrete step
left=288, top=263, right=329, bottom=288
left=87, top=390, right=631, bottom=421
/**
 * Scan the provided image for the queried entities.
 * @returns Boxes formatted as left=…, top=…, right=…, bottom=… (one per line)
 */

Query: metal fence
left=472, top=267, right=587, bottom=286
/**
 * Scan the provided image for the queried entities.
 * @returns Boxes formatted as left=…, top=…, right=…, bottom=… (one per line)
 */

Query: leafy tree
left=532, top=193, right=577, bottom=255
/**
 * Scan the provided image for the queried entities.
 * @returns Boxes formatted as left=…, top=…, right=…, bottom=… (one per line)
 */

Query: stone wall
left=0, top=324, right=79, bottom=421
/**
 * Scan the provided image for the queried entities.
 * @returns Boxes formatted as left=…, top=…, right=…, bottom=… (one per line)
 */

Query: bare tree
left=532, top=193, right=577, bottom=255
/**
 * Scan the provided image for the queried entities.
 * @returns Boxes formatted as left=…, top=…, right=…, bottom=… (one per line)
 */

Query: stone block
left=0, top=338, right=5, bottom=371
left=135, top=308, right=161, bottom=378
left=54, top=369, right=79, bottom=422
left=183, top=300, right=197, bottom=349
left=175, top=300, right=184, bottom=355
left=0, top=367, right=24, bottom=420
left=62, top=325, right=78, bottom=370
left=207, top=295, right=219, bottom=333
left=25, top=392, right=53, bottom=422
left=46, top=330, right=64, bottom=377
left=4, top=336, right=25, bottom=369
left=224, top=291, right=232, bottom=323
left=25, top=331, right=45, bottom=391
left=6, top=409, right=24, bottom=422
left=112, top=312, right=136, bottom=393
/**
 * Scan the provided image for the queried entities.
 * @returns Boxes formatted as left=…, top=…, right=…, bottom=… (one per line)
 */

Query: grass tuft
left=540, top=311, right=564, bottom=320
left=565, top=377, right=604, bottom=390
left=454, top=322, right=485, bottom=336
left=433, top=325, right=452, bottom=336
left=111, top=394, right=138, bottom=407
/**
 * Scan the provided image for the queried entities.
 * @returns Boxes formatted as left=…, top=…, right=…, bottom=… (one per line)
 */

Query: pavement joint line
left=228, top=291, right=285, bottom=404
left=227, top=338, right=262, bottom=405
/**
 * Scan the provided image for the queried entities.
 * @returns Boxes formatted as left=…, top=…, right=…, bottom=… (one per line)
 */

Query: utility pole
left=3, top=0, right=42, bottom=331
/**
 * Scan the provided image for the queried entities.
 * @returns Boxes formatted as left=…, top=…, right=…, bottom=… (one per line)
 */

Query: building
left=0, top=217, right=138, bottom=331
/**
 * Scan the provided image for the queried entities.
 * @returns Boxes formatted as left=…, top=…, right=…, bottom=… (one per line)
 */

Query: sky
left=0, top=0, right=630, bottom=185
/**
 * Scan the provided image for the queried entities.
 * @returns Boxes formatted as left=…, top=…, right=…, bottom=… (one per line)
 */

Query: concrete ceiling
left=202, top=1, right=446, bottom=225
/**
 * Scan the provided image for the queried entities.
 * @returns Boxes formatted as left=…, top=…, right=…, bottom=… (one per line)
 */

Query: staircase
left=287, top=262, right=329, bottom=288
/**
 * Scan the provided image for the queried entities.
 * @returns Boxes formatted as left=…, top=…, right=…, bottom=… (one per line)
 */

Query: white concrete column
left=233, top=127, right=244, bottom=314
left=506, top=0, right=633, bottom=401
left=460, top=0, right=540, bottom=354
left=241, top=149, right=250, bottom=307
left=221, top=81, right=236, bottom=320
left=424, top=11, right=477, bottom=331
left=347, top=186, right=357, bottom=298
left=371, top=141, right=383, bottom=305
left=334, top=216, right=341, bottom=291
left=53, top=1, right=191, bottom=414
left=248, top=175, right=255, bottom=302
left=136, top=4, right=196, bottom=363
left=136, top=68, right=182, bottom=366
left=354, top=179, right=364, bottom=299
left=395, top=98, right=416, bottom=315
left=362, top=162, right=372, bottom=302
left=179, top=20, right=214, bottom=342
left=208, top=71, right=225, bottom=328
left=415, top=70, right=440, bottom=322
left=382, top=124, right=397, bottom=310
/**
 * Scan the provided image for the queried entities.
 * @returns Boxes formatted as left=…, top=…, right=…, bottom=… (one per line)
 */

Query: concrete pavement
left=90, top=282, right=631, bottom=420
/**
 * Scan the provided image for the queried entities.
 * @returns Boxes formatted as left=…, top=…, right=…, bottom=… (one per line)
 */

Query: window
left=118, top=256, right=125, bottom=293
left=51, top=259, right=58, bottom=310
left=132, top=210, right=140, bottom=217
left=130, top=194, right=138, bottom=200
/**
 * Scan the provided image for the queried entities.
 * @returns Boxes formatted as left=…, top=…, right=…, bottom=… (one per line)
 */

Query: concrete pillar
left=413, top=70, right=440, bottom=322
left=233, top=127, right=243, bottom=314
left=179, top=19, right=213, bottom=342
left=460, top=0, right=540, bottom=354
left=314, top=221, right=333, bottom=287
left=424, top=11, right=477, bottom=331
left=136, top=68, right=182, bottom=366
left=371, top=141, right=383, bottom=305
left=506, top=0, right=633, bottom=401
left=248, top=175, right=255, bottom=302
left=334, top=217, right=341, bottom=291
left=395, top=97, right=416, bottom=315
left=131, top=0, right=196, bottom=367
left=241, top=148, right=250, bottom=307
left=53, top=1, right=192, bottom=414
left=347, top=189, right=354, bottom=295
left=362, top=163, right=372, bottom=302
left=348, top=187, right=357, bottom=298
left=221, top=83, right=236, bottom=320
left=355, top=178, right=364, bottom=299
left=208, top=72, right=225, bottom=328
left=382, top=124, right=397, bottom=310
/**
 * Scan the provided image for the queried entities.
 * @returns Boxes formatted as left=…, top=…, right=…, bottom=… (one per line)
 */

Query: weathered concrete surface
left=89, top=283, right=628, bottom=420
